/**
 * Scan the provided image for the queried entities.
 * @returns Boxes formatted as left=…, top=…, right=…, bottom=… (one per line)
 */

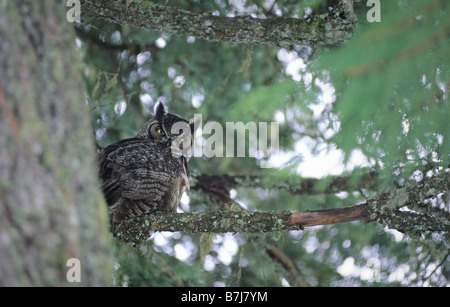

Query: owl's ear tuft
left=155, top=102, right=167, bottom=121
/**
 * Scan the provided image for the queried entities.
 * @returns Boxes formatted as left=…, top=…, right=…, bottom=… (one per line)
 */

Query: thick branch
left=112, top=173, right=450, bottom=246
left=80, top=0, right=357, bottom=47
left=370, top=209, right=449, bottom=236
left=112, top=206, right=367, bottom=246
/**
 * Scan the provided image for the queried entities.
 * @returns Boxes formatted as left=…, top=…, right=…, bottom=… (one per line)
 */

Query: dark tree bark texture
left=0, top=1, right=112, bottom=286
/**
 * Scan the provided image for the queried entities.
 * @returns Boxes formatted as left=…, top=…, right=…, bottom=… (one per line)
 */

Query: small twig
left=267, top=246, right=311, bottom=287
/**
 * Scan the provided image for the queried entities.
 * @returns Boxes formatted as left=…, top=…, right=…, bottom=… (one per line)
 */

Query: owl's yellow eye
left=157, top=128, right=164, bottom=135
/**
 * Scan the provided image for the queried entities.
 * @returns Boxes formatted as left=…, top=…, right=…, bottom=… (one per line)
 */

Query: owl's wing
left=118, top=168, right=173, bottom=201
left=98, top=139, right=133, bottom=207
left=98, top=138, right=180, bottom=219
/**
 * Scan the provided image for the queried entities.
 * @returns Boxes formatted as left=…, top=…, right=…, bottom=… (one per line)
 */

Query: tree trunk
left=0, top=1, right=112, bottom=286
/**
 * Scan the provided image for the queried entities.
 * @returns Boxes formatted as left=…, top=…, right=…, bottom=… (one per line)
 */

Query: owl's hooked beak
left=165, top=138, right=172, bottom=147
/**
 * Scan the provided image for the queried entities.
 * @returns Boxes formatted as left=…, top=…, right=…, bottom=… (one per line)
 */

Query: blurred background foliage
left=77, top=0, right=449, bottom=286
left=320, top=0, right=450, bottom=183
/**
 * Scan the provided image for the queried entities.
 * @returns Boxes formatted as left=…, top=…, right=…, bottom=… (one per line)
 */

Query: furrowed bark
left=0, top=1, right=112, bottom=286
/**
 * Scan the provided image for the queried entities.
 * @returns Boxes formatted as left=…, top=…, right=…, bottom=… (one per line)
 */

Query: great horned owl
left=98, top=103, right=194, bottom=224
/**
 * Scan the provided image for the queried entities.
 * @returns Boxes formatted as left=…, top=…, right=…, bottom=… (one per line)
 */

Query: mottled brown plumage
left=98, top=103, right=193, bottom=223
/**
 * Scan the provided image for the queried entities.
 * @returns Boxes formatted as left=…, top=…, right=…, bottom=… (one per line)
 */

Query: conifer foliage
left=80, top=0, right=449, bottom=286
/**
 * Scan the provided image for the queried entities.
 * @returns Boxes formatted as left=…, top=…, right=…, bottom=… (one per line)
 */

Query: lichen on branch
left=111, top=210, right=300, bottom=246
left=111, top=172, right=450, bottom=247
left=80, top=0, right=357, bottom=47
